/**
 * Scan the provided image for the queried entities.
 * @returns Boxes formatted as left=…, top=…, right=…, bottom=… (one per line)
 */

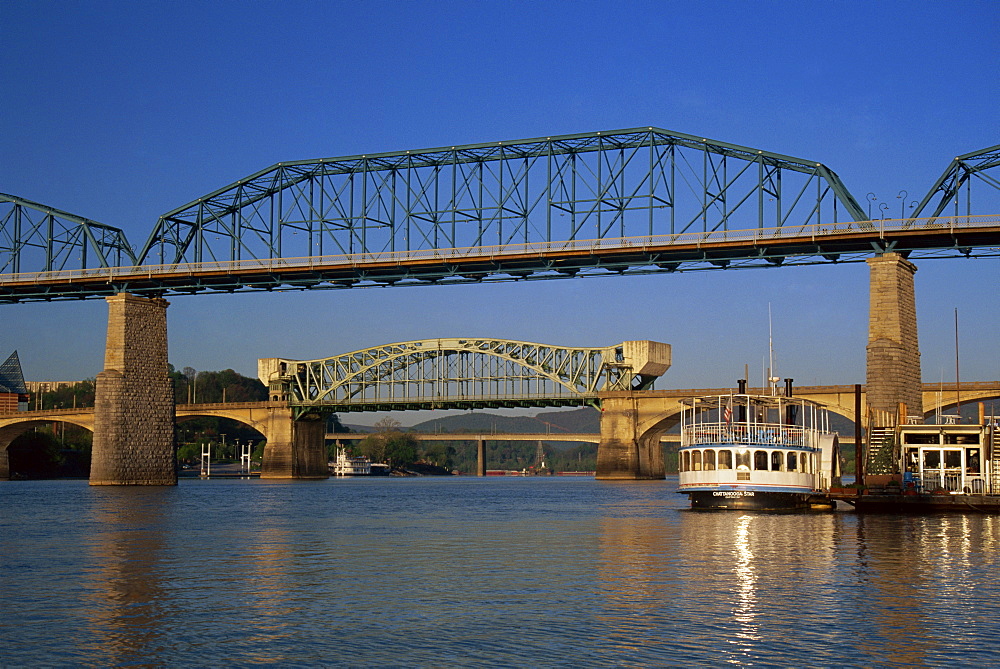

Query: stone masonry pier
left=89, top=293, right=176, bottom=485
left=866, top=253, right=922, bottom=417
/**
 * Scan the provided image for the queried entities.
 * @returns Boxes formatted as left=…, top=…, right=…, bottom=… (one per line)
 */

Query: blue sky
left=3, top=0, right=998, bottom=423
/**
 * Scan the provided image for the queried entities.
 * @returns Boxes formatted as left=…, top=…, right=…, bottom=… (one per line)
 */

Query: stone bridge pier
left=90, top=293, right=176, bottom=485
left=866, top=253, right=923, bottom=417
left=595, top=391, right=685, bottom=480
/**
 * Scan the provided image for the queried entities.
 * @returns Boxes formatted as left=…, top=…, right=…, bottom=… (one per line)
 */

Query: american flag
left=723, top=399, right=732, bottom=426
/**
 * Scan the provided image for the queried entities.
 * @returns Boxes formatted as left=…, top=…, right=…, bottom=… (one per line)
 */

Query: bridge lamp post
left=897, top=190, right=908, bottom=219
left=879, top=202, right=889, bottom=220
left=866, top=192, right=877, bottom=220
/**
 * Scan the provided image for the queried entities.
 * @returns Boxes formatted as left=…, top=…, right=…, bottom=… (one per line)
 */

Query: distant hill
left=408, top=406, right=600, bottom=434
left=343, top=407, right=600, bottom=442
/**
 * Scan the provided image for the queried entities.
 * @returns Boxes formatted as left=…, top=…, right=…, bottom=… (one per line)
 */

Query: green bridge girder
left=0, top=192, right=136, bottom=274
left=2, top=128, right=998, bottom=302
left=138, top=126, right=869, bottom=265
left=258, top=338, right=671, bottom=414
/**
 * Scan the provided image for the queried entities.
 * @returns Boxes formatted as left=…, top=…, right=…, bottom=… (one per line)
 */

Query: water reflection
left=241, top=512, right=298, bottom=663
left=7, top=478, right=1000, bottom=666
left=81, top=487, right=173, bottom=666
left=594, top=483, right=677, bottom=661
left=732, top=514, right=758, bottom=647
left=852, top=513, right=1000, bottom=665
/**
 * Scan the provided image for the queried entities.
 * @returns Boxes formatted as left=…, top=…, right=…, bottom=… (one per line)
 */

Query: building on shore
left=0, top=351, right=29, bottom=412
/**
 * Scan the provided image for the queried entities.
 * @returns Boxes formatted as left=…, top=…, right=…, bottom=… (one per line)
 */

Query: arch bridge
left=258, top=338, right=672, bottom=415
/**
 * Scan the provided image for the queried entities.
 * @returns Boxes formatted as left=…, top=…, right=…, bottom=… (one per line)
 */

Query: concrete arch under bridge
left=0, top=402, right=326, bottom=480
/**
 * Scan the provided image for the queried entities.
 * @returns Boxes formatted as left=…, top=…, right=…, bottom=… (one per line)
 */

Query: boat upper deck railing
left=682, top=423, right=824, bottom=449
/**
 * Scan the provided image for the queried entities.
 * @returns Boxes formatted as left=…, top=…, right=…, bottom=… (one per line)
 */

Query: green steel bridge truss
left=1, top=128, right=998, bottom=302
left=137, top=126, right=870, bottom=265
left=259, top=338, right=666, bottom=413
left=913, top=144, right=1000, bottom=218
left=0, top=192, right=136, bottom=274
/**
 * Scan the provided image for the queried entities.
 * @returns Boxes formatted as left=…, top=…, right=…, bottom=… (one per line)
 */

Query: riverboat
left=677, top=388, right=841, bottom=511
left=834, top=411, right=1000, bottom=512
left=330, top=447, right=372, bottom=476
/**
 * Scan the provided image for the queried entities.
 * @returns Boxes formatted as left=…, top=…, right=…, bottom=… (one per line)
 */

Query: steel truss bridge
left=257, top=338, right=671, bottom=414
left=2, top=127, right=998, bottom=303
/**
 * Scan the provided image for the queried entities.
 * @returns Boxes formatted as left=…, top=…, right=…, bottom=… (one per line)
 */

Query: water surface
left=3, top=477, right=999, bottom=666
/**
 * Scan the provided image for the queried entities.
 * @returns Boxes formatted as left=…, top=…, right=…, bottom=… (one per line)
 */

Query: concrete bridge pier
left=596, top=393, right=680, bottom=480
left=477, top=439, right=486, bottom=477
left=259, top=410, right=328, bottom=479
left=90, top=293, right=176, bottom=486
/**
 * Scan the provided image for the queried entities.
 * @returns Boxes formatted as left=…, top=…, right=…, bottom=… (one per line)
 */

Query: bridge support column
left=90, top=293, right=176, bottom=486
left=866, top=253, right=922, bottom=417
left=477, top=439, right=486, bottom=477
left=595, top=394, right=669, bottom=480
left=260, top=411, right=328, bottom=479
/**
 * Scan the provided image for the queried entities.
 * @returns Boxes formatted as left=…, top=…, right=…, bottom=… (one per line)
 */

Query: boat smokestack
left=737, top=379, right=747, bottom=394
left=785, top=379, right=795, bottom=425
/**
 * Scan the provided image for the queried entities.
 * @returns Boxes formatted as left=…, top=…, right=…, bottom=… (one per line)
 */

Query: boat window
left=787, top=452, right=798, bottom=471
left=703, top=449, right=716, bottom=471
left=923, top=450, right=941, bottom=469
left=770, top=451, right=782, bottom=471
left=905, top=448, right=919, bottom=472
left=944, top=450, right=962, bottom=469
left=754, top=450, right=769, bottom=471
left=692, top=450, right=703, bottom=471
left=718, top=450, right=732, bottom=470
left=967, top=448, right=981, bottom=474
left=903, top=433, right=939, bottom=444
left=946, top=433, right=980, bottom=444
left=736, top=449, right=751, bottom=471
left=681, top=450, right=690, bottom=472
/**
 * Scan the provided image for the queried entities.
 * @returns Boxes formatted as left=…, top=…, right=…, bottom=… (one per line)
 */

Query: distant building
left=24, top=381, right=77, bottom=394
left=0, top=351, right=29, bottom=412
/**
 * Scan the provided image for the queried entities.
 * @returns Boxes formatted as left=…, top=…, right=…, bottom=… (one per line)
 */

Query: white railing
left=2, top=214, right=998, bottom=285
left=683, top=423, right=809, bottom=448
left=917, top=472, right=990, bottom=494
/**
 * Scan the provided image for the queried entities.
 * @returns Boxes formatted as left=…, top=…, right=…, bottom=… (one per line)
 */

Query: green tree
left=359, top=417, right=418, bottom=467
left=385, top=433, right=418, bottom=467
left=422, top=442, right=456, bottom=469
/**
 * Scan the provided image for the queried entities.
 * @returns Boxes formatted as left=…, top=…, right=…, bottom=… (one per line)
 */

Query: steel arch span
left=258, top=338, right=671, bottom=413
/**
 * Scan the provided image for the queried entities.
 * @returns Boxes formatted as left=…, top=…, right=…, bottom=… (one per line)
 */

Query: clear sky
left=3, top=0, right=998, bottom=424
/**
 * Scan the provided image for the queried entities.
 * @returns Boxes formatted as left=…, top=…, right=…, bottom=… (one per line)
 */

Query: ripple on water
left=3, top=478, right=1000, bottom=666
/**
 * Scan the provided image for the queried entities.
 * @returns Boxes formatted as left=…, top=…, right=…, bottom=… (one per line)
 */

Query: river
left=2, top=476, right=1000, bottom=667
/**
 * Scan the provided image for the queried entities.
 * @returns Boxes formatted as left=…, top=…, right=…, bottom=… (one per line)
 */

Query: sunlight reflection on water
left=2, top=477, right=1000, bottom=666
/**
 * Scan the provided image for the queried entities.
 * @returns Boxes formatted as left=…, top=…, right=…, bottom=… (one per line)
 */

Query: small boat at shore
left=677, top=382, right=841, bottom=511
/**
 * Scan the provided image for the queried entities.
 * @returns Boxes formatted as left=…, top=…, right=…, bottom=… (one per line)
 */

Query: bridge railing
left=2, top=214, right=997, bottom=285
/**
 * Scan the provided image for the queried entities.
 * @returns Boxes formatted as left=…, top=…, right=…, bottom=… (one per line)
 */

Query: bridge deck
left=2, top=216, right=997, bottom=302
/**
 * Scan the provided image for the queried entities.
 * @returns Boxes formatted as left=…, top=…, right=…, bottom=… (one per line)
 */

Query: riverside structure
left=1, top=128, right=997, bottom=483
